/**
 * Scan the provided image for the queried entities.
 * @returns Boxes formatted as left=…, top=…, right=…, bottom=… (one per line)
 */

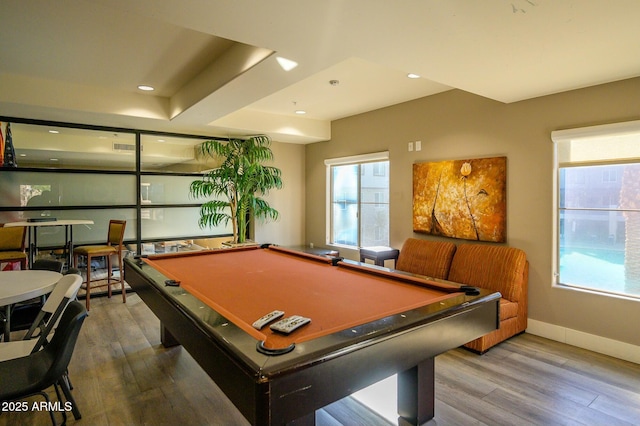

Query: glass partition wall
left=0, top=117, right=232, bottom=265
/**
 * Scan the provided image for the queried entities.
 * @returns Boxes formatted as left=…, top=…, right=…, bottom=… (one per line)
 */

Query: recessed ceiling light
left=50, top=158, right=59, bottom=161
left=48, top=130, right=59, bottom=134
left=157, top=139, right=165, bottom=143
left=295, top=110, right=306, bottom=115
left=407, top=73, right=420, bottom=79
left=19, top=154, right=26, bottom=157
left=137, top=85, right=155, bottom=91
left=276, top=57, right=298, bottom=71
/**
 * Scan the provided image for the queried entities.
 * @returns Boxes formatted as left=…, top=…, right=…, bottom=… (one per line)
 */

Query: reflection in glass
left=0, top=171, right=136, bottom=208
left=141, top=207, right=231, bottom=240
left=140, top=175, right=209, bottom=204
left=10, top=123, right=136, bottom=170
left=140, top=134, right=219, bottom=173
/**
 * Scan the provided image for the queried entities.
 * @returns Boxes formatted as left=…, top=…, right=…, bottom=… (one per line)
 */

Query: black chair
left=33, top=259, right=64, bottom=273
left=9, top=259, right=65, bottom=333
left=0, top=300, right=88, bottom=426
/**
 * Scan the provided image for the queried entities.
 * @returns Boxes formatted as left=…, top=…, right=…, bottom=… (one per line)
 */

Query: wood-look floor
left=2, top=294, right=639, bottom=426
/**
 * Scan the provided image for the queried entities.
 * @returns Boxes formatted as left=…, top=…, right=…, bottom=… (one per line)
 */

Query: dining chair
left=10, top=259, right=65, bottom=332
left=72, top=219, right=126, bottom=310
left=0, top=273, right=83, bottom=361
left=0, top=225, right=27, bottom=270
left=0, top=300, right=88, bottom=425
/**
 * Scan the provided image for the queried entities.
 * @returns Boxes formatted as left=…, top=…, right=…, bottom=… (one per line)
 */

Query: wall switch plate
left=408, top=142, right=413, bottom=152
left=415, top=140, right=422, bottom=151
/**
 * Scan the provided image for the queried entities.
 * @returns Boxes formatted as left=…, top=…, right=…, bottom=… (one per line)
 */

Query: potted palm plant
left=190, top=135, right=283, bottom=244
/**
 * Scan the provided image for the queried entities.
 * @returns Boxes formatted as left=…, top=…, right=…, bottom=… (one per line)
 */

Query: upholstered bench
left=395, top=238, right=528, bottom=353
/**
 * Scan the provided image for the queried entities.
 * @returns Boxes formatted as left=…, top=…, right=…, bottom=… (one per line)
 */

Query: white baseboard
left=526, top=319, right=640, bottom=365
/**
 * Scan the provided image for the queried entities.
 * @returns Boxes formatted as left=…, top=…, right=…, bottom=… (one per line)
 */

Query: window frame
left=324, top=151, right=389, bottom=248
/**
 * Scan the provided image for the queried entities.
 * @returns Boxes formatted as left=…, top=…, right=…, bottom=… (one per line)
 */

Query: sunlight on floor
left=352, top=374, right=397, bottom=423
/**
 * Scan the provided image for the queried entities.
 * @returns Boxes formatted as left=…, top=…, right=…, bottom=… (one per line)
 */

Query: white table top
left=4, top=219, right=94, bottom=227
left=0, top=270, right=62, bottom=306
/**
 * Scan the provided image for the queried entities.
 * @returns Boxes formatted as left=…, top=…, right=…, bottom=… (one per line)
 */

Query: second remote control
left=270, top=315, right=311, bottom=334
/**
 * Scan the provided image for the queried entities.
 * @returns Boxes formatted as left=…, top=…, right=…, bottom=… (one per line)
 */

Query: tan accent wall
left=305, top=77, right=640, bottom=346
left=254, top=140, right=306, bottom=246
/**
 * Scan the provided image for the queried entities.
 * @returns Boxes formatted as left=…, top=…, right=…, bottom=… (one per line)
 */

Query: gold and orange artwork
left=413, top=156, right=507, bottom=242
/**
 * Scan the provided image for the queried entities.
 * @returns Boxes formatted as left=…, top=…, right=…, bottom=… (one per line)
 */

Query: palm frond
left=190, top=134, right=282, bottom=241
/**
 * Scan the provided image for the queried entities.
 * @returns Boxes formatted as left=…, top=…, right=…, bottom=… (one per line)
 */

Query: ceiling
left=1, top=0, right=639, bottom=144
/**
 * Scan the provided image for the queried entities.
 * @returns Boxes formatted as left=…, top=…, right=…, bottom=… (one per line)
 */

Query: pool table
left=124, top=245, right=500, bottom=426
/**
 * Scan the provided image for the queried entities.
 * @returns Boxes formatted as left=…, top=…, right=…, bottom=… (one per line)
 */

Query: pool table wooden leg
left=285, top=411, right=315, bottom=425
left=397, top=357, right=435, bottom=426
left=160, top=323, right=180, bottom=347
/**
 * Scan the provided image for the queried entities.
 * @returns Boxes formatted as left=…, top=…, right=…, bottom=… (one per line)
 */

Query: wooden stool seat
left=74, top=245, right=117, bottom=256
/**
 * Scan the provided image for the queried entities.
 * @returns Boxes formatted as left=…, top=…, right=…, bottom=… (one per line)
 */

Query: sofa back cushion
left=448, top=244, right=527, bottom=301
left=395, top=238, right=457, bottom=280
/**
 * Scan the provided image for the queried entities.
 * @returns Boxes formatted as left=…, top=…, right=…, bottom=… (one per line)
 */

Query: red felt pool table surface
left=142, top=245, right=462, bottom=350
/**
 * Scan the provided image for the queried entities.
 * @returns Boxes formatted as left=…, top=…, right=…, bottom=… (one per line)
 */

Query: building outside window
left=552, top=120, right=640, bottom=298
left=325, top=152, right=389, bottom=248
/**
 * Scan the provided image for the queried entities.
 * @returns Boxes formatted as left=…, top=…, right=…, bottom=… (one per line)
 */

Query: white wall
left=254, top=140, right=306, bottom=246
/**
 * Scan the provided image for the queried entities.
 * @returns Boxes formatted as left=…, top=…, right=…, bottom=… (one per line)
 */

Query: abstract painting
left=413, top=156, right=507, bottom=242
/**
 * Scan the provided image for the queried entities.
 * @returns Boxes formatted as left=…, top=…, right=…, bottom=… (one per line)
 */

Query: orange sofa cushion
left=447, top=244, right=527, bottom=302
left=395, top=238, right=457, bottom=280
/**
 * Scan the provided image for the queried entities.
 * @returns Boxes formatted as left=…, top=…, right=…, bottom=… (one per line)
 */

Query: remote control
left=270, top=315, right=311, bottom=334
left=252, top=310, right=285, bottom=329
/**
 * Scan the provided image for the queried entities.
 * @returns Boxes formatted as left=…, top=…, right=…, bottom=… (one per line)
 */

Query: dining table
left=0, top=270, right=62, bottom=341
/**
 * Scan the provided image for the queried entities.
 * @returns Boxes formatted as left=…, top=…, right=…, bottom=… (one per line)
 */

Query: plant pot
left=221, top=240, right=260, bottom=248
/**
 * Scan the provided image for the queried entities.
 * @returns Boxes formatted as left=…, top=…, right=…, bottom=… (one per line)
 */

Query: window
left=374, top=191, right=385, bottom=207
left=325, top=152, right=389, bottom=248
left=552, top=120, right=640, bottom=298
left=0, top=118, right=231, bottom=257
left=373, top=162, right=386, bottom=177
left=602, top=168, right=617, bottom=183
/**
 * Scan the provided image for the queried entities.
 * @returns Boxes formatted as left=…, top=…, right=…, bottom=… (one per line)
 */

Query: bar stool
left=73, top=220, right=126, bottom=310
